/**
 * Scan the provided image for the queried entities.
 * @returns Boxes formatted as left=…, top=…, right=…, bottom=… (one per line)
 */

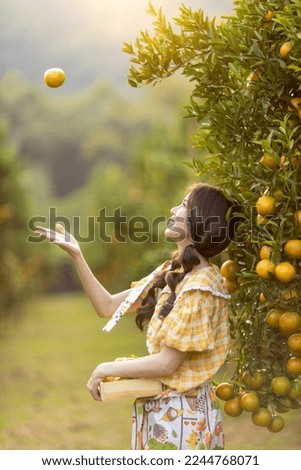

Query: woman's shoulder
left=178, top=264, right=230, bottom=300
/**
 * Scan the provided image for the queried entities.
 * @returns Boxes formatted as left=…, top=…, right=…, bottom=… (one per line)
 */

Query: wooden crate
left=99, top=378, right=162, bottom=401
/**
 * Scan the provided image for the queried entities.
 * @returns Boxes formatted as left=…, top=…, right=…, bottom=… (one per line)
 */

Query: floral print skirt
left=131, top=382, right=224, bottom=450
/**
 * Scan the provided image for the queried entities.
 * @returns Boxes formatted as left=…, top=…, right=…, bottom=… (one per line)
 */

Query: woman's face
left=165, top=194, right=192, bottom=246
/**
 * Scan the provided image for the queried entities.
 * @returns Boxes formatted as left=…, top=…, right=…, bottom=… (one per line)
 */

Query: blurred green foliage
left=0, top=70, right=196, bottom=318
left=0, top=118, right=50, bottom=319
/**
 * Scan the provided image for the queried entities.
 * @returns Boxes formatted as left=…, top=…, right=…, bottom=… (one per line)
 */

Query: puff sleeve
left=158, top=289, right=215, bottom=352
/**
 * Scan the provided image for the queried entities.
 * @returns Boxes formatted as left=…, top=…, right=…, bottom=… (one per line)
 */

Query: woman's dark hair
left=135, top=183, right=241, bottom=331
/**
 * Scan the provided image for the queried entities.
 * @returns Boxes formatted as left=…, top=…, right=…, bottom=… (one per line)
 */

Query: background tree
left=0, top=118, right=49, bottom=322
left=124, top=0, right=301, bottom=433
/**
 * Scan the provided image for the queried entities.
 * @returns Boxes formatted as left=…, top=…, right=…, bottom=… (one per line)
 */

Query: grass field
left=0, top=292, right=300, bottom=450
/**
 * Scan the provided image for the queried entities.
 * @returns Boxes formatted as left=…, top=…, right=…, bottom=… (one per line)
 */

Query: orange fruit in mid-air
left=288, top=334, right=301, bottom=357
left=224, top=397, right=243, bottom=417
left=284, top=240, right=301, bottom=259
left=267, top=415, right=285, bottom=433
left=255, top=195, right=276, bottom=216
left=286, top=357, right=301, bottom=376
left=279, top=41, right=292, bottom=58
left=44, top=68, right=66, bottom=88
left=255, top=259, right=275, bottom=279
left=275, top=262, right=296, bottom=283
left=215, top=382, right=235, bottom=401
left=239, top=392, right=260, bottom=412
left=252, top=407, right=273, bottom=426
left=242, top=370, right=264, bottom=390
left=259, top=245, right=273, bottom=260
left=266, top=309, right=283, bottom=328
left=220, top=260, right=240, bottom=281
left=279, top=311, right=301, bottom=337
left=271, top=376, right=292, bottom=396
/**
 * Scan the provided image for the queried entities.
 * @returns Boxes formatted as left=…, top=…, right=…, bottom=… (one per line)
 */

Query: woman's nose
left=170, top=205, right=178, bottom=216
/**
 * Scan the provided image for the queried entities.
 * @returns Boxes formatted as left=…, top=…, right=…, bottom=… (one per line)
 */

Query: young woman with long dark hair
left=35, top=183, right=240, bottom=450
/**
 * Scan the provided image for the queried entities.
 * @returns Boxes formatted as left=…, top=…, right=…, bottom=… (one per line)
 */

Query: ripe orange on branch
left=224, top=397, right=243, bottom=417
left=251, top=407, right=273, bottom=427
left=279, top=41, right=292, bottom=58
left=284, top=240, right=301, bottom=259
left=255, top=259, right=275, bottom=280
left=220, top=260, right=240, bottom=281
left=265, top=10, right=274, bottom=21
left=271, top=376, right=292, bottom=396
left=279, top=311, right=301, bottom=337
left=240, top=392, right=260, bottom=411
left=288, top=334, right=301, bottom=356
left=273, top=189, right=285, bottom=202
left=286, top=357, right=301, bottom=376
left=256, top=214, right=270, bottom=225
left=267, top=415, right=285, bottom=433
left=247, top=71, right=259, bottom=82
left=255, top=195, right=276, bottom=216
left=223, top=277, right=237, bottom=294
left=294, top=210, right=301, bottom=226
left=288, top=380, right=301, bottom=399
left=289, top=97, right=301, bottom=111
left=266, top=309, right=283, bottom=328
left=260, top=154, right=279, bottom=170
left=259, top=245, right=272, bottom=260
left=275, top=262, right=296, bottom=283
left=215, top=382, right=235, bottom=401
left=242, top=370, right=264, bottom=390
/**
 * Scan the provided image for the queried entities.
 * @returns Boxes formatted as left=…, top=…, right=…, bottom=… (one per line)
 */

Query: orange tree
left=123, top=1, right=301, bottom=432
left=0, top=118, right=46, bottom=322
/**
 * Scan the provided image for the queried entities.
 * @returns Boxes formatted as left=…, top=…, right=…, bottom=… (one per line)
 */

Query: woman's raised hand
left=35, top=223, right=81, bottom=258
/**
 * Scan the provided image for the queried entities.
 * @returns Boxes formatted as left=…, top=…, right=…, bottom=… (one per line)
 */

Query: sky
left=0, top=0, right=234, bottom=91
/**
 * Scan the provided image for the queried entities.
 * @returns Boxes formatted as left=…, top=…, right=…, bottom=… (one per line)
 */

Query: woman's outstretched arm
left=35, top=223, right=140, bottom=317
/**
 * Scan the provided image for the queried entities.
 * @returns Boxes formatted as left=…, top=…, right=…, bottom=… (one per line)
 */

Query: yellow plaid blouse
left=132, top=264, right=231, bottom=393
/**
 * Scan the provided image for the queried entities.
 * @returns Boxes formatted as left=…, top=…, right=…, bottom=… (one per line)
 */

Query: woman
left=35, top=183, right=240, bottom=450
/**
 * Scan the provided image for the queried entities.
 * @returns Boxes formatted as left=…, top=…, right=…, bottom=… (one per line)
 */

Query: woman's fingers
left=35, top=225, right=72, bottom=243
left=35, top=227, right=57, bottom=241
left=35, top=226, right=68, bottom=243
left=55, top=223, right=66, bottom=234
left=87, top=377, right=103, bottom=401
